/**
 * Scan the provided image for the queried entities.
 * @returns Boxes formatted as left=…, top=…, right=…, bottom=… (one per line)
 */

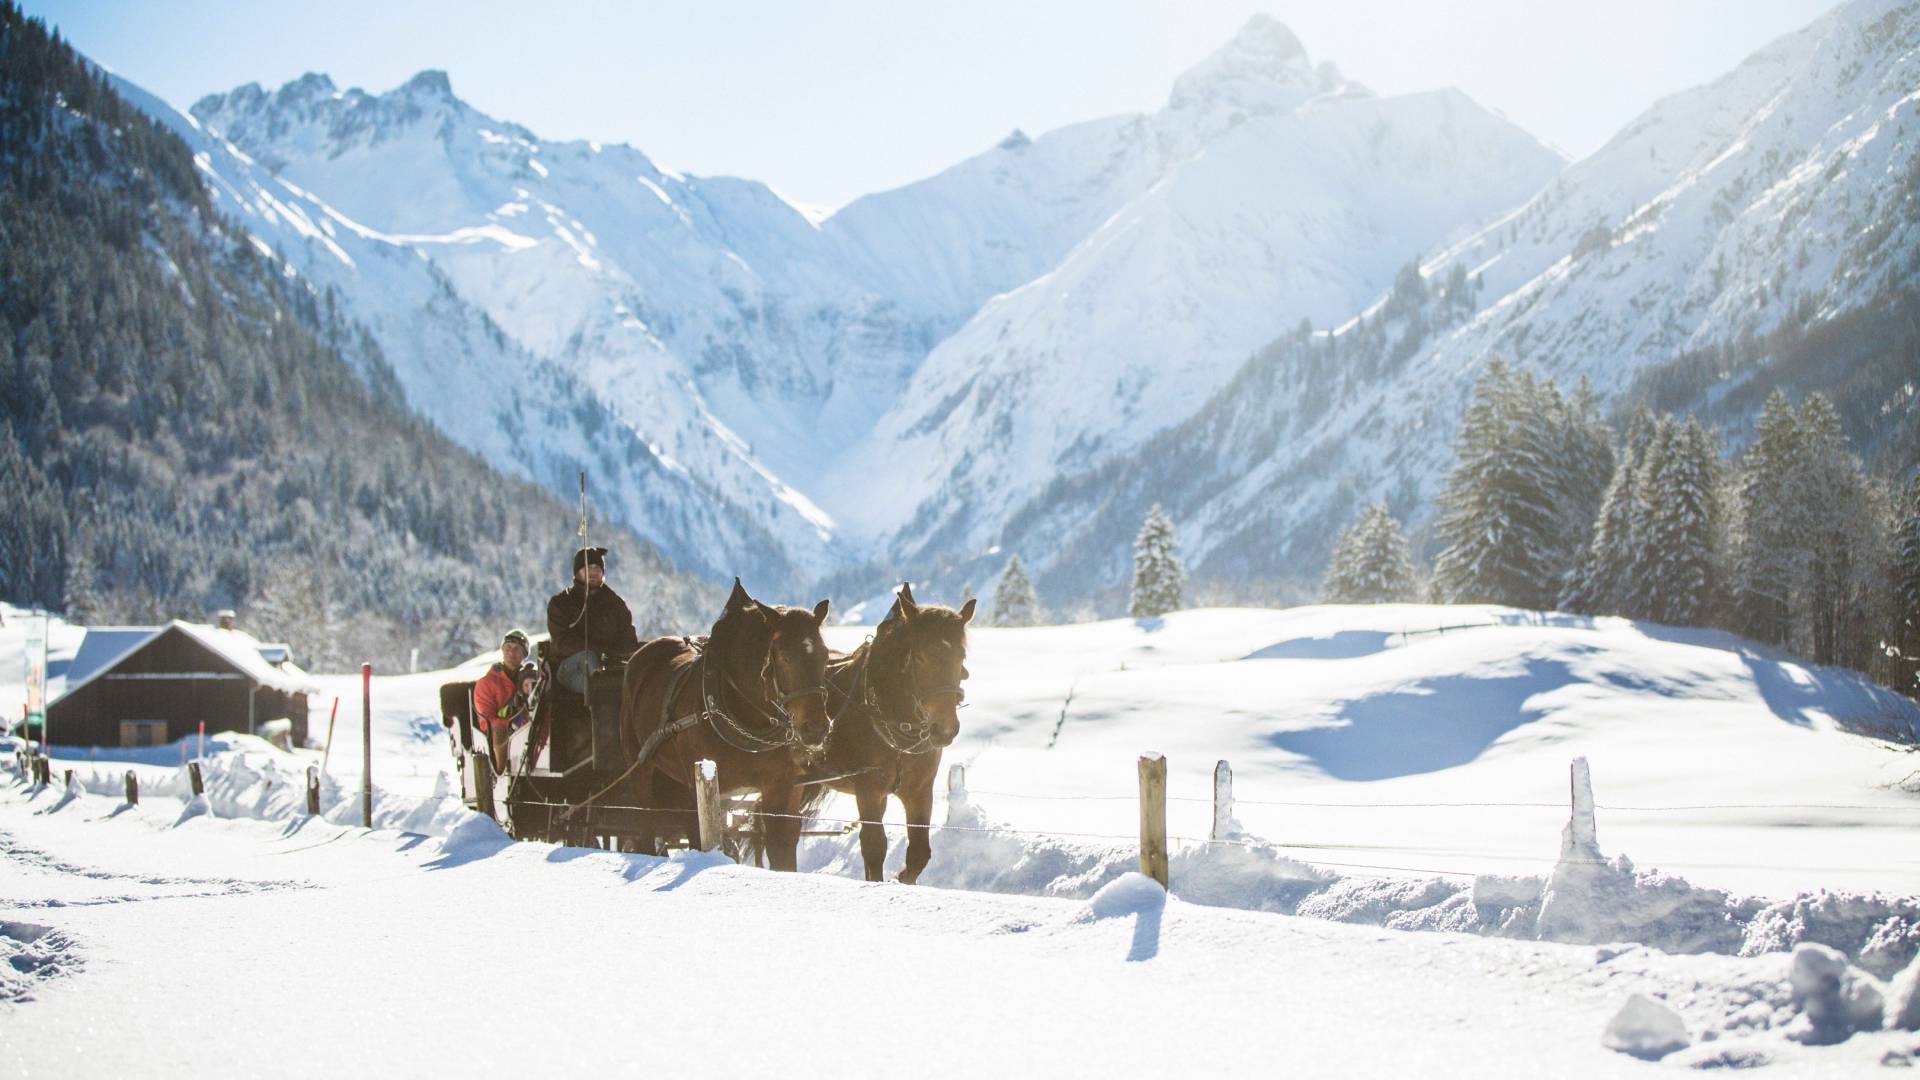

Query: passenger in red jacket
left=473, top=628, right=532, bottom=767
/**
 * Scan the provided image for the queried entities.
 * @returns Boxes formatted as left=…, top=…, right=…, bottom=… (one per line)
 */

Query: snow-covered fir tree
left=1564, top=407, right=1654, bottom=614
left=1129, top=504, right=1184, bottom=618
left=1637, top=417, right=1725, bottom=626
left=1792, top=394, right=1886, bottom=668
left=1731, top=390, right=1804, bottom=647
left=991, top=554, right=1041, bottom=627
left=1432, top=359, right=1587, bottom=608
left=1321, top=502, right=1421, bottom=603
left=1890, top=473, right=1920, bottom=696
left=1729, top=391, right=1886, bottom=667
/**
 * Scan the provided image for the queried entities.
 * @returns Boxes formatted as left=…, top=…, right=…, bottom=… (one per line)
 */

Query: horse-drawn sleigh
left=440, top=580, right=974, bottom=879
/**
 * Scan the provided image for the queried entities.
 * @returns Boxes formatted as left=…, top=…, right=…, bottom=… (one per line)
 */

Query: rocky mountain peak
left=1168, top=14, right=1327, bottom=111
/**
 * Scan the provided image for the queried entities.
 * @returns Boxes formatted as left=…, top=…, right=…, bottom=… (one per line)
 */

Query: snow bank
left=800, top=793, right=1920, bottom=979
left=1888, top=951, right=1920, bottom=1031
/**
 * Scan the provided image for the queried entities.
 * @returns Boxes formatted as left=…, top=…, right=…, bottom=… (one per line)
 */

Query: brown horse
left=799, top=582, right=974, bottom=883
left=619, top=579, right=832, bottom=870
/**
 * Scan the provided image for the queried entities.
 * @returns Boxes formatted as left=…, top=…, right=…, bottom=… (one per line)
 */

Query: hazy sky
left=27, top=0, right=1840, bottom=210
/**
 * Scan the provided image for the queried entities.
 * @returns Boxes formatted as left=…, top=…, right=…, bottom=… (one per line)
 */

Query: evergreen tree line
left=1322, top=357, right=1920, bottom=697
left=0, top=3, right=711, bottom=670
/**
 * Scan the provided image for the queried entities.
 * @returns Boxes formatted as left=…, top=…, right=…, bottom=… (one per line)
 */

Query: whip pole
left=579, top=471, right=589, bottom=665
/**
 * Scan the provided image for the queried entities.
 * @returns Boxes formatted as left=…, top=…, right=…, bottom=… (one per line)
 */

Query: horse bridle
left=705, top=632, right=830, bottom=754
left=865, top=633, right=965, bottom=756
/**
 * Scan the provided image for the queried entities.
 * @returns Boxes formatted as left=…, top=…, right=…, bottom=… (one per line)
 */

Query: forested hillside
left=0, top=3, right=715, bottom=669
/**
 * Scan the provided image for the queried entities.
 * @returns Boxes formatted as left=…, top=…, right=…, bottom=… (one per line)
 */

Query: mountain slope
left=986, top=0, right=1920, bottom=606
left=0, top=2, right=712, bottom=667
left=827, top=62, right=1564, bottom=555
left=163, top=17, right=1563, bottom=592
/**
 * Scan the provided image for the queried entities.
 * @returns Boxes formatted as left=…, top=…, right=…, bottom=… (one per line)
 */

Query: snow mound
left=173, top=793, right=212, bottom=826
left=1743, top=892, right=1920, bottom=980
left=1784, top=943, right=1886, bottom=1045
left=1537, top=851, right=1751, bottom=954
left=35, top=775, right=86, bottom=816
left=1602, top=992, right=1689, bottom=1059
left=0, top=921, right=81, bottom=1004
left=1888, top=951, right=1920, bottom=1032
left=1082, top=872, right=1168, bottom=921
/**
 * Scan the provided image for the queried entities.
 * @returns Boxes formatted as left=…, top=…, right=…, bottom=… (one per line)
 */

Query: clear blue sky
left=26, top=0, right=1840, bottom=210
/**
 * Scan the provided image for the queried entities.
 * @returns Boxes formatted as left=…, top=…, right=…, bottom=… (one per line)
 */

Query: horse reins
left=560, top=631, right=828, bottom=822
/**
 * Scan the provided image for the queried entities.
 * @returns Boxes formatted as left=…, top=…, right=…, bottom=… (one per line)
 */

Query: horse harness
left=831, top=634, right=965, bottom=758
left=631, top=635, right=828, bottom=768
left=563, top=635, right=827, bottom=821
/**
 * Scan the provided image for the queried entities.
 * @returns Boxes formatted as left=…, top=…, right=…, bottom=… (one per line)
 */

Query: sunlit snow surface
left=5, top=603, right=1919, bottom=1073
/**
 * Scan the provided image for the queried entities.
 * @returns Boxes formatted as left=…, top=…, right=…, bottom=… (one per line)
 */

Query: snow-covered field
left=6, top=603, right=1920, bottom=1073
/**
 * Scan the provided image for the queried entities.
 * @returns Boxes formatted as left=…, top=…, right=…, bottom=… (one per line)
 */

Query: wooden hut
left=46, top=620, right=316, bottom=748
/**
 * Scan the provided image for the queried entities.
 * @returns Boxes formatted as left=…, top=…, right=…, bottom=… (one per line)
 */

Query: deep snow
left=5, top=602, right=1919, bottom=1072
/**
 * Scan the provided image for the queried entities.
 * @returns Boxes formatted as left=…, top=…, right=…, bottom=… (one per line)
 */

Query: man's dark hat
left=573, top=546, right=608, bottom=573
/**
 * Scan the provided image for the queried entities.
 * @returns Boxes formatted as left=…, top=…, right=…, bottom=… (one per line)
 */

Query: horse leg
left=760, top=782, right=804, bottom=873
left=897, top=768, right=936, bottom=885
left=853, top=781, right=891, bottom=883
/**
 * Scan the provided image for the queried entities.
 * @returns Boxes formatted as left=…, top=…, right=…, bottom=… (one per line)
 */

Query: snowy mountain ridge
left=977, top=0, right=1920, bottom=606
left=147, top=14, right=1560, bottom=592
left=102, top=1, right=1920, bottom=607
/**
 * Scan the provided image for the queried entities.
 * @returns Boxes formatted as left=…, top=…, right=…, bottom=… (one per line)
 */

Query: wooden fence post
left=125, top=770, right=138, bottom=805
left=1138, top=752, right=1169, bottom=889
left=361, top=662, right=373, bottom=829
left=36, top=756, right=50, bottom=785
left=1211, top=759, right=1235, bottom=841
left=305, top=765, right=321, bottom=816
left=693, top=759, right=724, bottom=853
left=187, top=760, right=205, bottom=797
left=62, top=768, right=73, bottom=790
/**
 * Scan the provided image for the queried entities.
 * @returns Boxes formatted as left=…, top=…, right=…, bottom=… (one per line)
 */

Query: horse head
left=709, top=579, right=832, bottom=750
left=873, top=581, right=974, bottom=749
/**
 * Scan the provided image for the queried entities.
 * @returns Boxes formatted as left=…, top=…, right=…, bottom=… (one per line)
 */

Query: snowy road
left=5, top=779, right=1911, bottom=1078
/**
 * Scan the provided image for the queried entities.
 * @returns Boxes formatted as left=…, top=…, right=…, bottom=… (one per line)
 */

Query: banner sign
left=24, top=616, right=46, bottom=739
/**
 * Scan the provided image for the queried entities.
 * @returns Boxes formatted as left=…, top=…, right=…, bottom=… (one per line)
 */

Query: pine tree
left=1322, top=502, right=1421, bottom=603
left=1638, top=418, right=1724, bottom=625
left=1129, top=505, right=1184, bottom=618
left=990, top=554, right=1041, bottom=627
left=1565, top=407, right=1653, bottom=614
left=1794, top=394, right=1882, bottom=667
left=1731, top=390, right=1803, bottom=646
left=1888, top=473, right=1920, bottom=698
left=1432, top=359, right=1565, bottom=607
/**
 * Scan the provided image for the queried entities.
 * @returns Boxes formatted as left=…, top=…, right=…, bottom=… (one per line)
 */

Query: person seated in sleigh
left=546, top=546, right=641, bottom=699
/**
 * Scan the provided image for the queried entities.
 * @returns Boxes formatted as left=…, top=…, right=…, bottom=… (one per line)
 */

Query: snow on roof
left=53, top=621, right=319, bottom=703
left=61, top=628, right=157, bottom=691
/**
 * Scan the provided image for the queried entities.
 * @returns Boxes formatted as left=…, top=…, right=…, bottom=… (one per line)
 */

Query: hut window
left=119, top=720, right=168, bottom=748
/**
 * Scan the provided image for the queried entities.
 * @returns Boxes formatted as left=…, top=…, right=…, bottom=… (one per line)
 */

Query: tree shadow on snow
left=1244, top=630, right=1393, bottom=661
left=1267, top=658, right=1569, bottom=781
left=1739, top=650, right=1920, bottom=737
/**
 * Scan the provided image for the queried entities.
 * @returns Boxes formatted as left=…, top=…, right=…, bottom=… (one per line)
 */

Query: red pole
left=319, top=697, right=341, bottom=776
left=197, top=720, right=205, bottom=762
left=361, top=663, right=373, bottom=829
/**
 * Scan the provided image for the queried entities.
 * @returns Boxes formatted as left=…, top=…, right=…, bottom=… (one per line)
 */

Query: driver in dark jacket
left=548, top=546, right=641, bottom=695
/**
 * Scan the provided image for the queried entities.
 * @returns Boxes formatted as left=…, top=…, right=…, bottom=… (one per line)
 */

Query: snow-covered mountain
left=111, top=74, right=823, bottom=585
left=132, top=15, right=1558, bottom=594
left=104, top=2, right=1916, bottom=607
left=981, top=0, right=1920, bottom=605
